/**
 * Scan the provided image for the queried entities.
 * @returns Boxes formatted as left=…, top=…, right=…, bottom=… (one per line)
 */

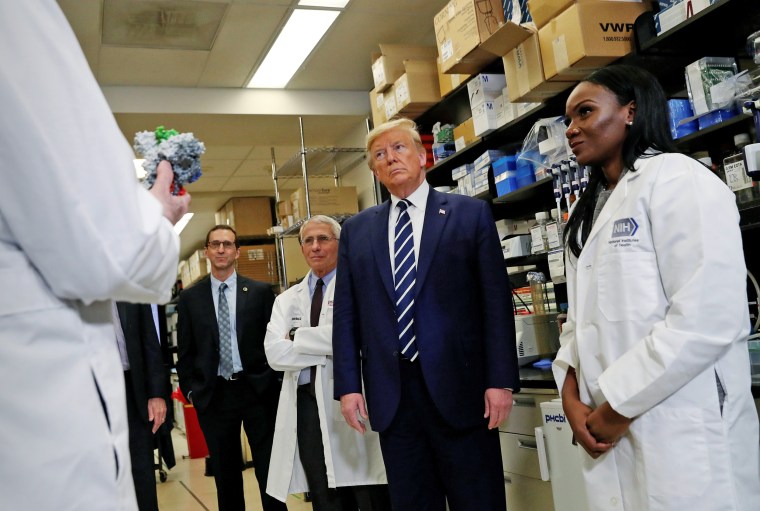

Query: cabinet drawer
left=500, top=432, right=542, bottom=479
left=505, top=472, right=555, bottom=511
left=500, top=392, right=557, bottom=436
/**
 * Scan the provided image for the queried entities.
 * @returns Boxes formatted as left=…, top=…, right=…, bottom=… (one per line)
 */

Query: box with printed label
left=537, top=1, right=648, bottom=82
left=371, top=44, right=438, bottom=92
left=188, top=249, right=209, bottom=283
left=452, top=162, right=474, bottom=181
left=394, top=60, right=441, bottom=115
left=237, top=243, right=278, bottom=284
left=369, top=87, right=386, bottom=127
left=467, top=73, right=507, bottom=108
left=434, top=0, right=505, bottom=74
left=528, top=0, right=647, bottom=29
left=503, top=33, right=576, bottom=103
left=654, top=0, right=711, bottom=35
left=437, top=57, right=471, bottom=97
left=474, top=149, right=506, bottom=170
left=472, top=100, right=499, bottom=137
left=453, top=118, right=477, bottom=151
left=383, top=89, right=398, bottom=121
left=501, top=235, right=533, bottom=259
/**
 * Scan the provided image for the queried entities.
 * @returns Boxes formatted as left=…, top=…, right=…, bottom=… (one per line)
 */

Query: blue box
left=697, top=107, right=739, bottom=130
left=667, top=99, right=698, bottom=139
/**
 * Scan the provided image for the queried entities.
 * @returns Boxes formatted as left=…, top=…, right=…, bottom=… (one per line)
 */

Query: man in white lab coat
left=0, top=2, right=189, bottom=510
left=265, top=215, right=390, bottom=510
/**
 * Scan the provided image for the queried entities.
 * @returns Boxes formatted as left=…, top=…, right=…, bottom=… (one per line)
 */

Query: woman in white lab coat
left=554, top=64, right=760, bottom=510
left=0, top=2, right=187, bottom=510
left=264, top=217, right=387, bottom=505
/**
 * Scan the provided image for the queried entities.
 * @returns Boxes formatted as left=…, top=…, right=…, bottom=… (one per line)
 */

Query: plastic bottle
left=723, top=134, right=758, bottom=203
left=530, top=211, right=550, bottom=254
left=546, top=209, right=563, bottom=251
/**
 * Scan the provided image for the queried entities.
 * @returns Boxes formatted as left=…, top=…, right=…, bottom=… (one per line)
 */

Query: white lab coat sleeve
left=292, top=325, right=334, bottom=356
left=553, top=254, right=579, bottom=394
left=264, top=291, right=326, bottom=372
left=0, top=0, right=178, bottom=305
left=598, top=155, right=748, bottom=418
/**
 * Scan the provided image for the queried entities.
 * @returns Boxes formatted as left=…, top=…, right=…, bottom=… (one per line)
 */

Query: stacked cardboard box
left=215, top=197, right=273, bottom=237
left=290, top=186, right=358, bottom=222
left=237, top=244, right=278, bottom=285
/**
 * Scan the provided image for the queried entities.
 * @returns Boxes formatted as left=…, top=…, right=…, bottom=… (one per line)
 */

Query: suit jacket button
left=392, top=351, right=399, bottom=357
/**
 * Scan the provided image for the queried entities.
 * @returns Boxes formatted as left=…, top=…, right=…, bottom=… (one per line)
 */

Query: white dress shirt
left=388, top=180, right=429, bottom=273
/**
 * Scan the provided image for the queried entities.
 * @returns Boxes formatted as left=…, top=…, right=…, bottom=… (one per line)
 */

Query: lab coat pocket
left=640, top=406, right=710, bottom=498
left=598, top=252, right=661, bottom=322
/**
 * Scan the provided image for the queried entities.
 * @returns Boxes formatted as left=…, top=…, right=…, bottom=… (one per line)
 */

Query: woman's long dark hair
left=563, top=64, right=679, bottom=258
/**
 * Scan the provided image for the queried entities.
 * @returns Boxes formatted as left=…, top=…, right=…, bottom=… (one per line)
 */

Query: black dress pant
left=296, top=385, right=391, bottom=511
left=197, top=377, right=286, bottom=511
left=124, top=371, right=159, bottom=511
left=378, top=361, right=506, bottom=511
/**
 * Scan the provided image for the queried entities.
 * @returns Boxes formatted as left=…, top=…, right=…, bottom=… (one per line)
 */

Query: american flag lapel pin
left=242, top=287, right=248, bottom=292
left=439, top=208, right=446, bottom=215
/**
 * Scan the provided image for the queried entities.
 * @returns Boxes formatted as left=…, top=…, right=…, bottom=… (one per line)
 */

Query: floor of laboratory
left=156, top=428, right=312, bottom=511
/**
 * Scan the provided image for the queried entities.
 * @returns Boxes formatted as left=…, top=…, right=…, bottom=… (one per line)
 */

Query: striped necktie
left=394, top=199, right=418, bottom=361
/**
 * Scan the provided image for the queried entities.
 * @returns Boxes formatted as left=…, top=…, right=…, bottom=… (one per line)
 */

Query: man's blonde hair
left=365, top=118, right=424, bottom=170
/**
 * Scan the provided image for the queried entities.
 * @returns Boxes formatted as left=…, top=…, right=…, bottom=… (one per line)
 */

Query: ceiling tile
left=186, top=176, right=229, bottom=192
left=98, top=46, right=209, bottom=86
left=200, top=159, right=241, bottom=177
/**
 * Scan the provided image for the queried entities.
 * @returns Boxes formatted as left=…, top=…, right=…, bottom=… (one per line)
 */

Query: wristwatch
left=289, top=327, right=298, bottom=341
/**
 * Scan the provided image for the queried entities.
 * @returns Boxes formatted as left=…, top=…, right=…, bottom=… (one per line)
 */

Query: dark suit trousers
left=296, top=385, right=391, bottom=511
left=196, top=377, right=286, bottom=511
left=378, top=361, right=506, bottom=511
left=125, top=371, right=159, bottom=511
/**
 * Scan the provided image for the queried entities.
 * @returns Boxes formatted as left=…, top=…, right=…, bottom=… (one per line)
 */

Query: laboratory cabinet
left=499, top=387, right=558, bottom=511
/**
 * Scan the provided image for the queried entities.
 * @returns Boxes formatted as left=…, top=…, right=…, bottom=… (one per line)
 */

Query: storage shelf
left=674, top=113, right=754, bottom=152
left=274, top=147, right=366, bottom=179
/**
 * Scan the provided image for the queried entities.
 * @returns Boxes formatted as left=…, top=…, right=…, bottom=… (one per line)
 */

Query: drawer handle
left=517, top=439, right=538, bottom=451
left=513, top=397, right=536, bottom=407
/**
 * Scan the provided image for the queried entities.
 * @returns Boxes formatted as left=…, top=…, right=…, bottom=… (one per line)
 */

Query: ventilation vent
left=102, top=0, right=228, bottom=50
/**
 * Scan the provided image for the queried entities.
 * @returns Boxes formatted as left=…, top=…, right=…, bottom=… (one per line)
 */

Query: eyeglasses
left=300, top=235, right=338, bottom=246
left=207, top=240, right=236, bottom=250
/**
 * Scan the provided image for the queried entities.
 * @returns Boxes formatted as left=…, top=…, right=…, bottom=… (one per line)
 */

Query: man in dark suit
left=176, top=225, right=286, bottom=511
left=333, top=118, right=520, bottom=511
left=114, top=302, right=169, bottom=511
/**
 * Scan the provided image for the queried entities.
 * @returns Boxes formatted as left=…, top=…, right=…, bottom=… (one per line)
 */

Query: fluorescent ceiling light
left=174, top=212, right=194, bottom=235
left=247, top=9, right=340, bottom=88
left=298, top=0, right=349, bottom=7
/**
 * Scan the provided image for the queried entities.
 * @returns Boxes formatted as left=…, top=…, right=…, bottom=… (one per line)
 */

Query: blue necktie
left=394, top=200, right=418, bottom=361
left=218, top=282, right=233, bottom=379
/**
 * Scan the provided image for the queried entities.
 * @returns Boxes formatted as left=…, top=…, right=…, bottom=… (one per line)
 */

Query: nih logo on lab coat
left=611, top=217, right=639, bottom=238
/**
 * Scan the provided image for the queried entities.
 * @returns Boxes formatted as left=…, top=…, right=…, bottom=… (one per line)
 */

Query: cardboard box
left=369, top=87, right=386, bottom=127
left=528, top=0, right=647, bottom=29
left=290, top=186, right=358, bottom=221
left=221, top=197, right=273, bottom=237
left=237, top=243, right=278, bottom=284
left=277, top=200, right=293, bottom=217
left=178, top=259, right=192, bottom=289
left=383, top=88, right=398, bottom=121
left=371, top=43, right=438, bottom=91
left=503, top=33, right=576, bottom=103
left=538, top=1, right=648, bottom=81
left=395, top=60, right=441, bottom=115
left=188, top=249, right=209, bottom=283
left=434, top=0, right=505, bottom=74
left=453, top=117, right=477, bottom=151
left=437, top=57, right=470, bottom=97
left=501, top=235, right=533, bottom=259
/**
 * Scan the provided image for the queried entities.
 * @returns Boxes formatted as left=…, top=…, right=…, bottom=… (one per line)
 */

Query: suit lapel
left=416, top=189, right=449, bottom=293
left=236, top=276, right=248, bottom=348
left=371, top=201, right=395, bottom=303
left=200, top=277, right=220, bottom=348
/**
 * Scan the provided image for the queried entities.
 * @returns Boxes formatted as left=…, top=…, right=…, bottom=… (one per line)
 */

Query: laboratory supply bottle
left=527, top=271, right=547, bottom=315
left=530, top=211, right=550, bottom=254
left=723, top=134, right=758, bottom=203
left=546, top=209, right=563, bottom=251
